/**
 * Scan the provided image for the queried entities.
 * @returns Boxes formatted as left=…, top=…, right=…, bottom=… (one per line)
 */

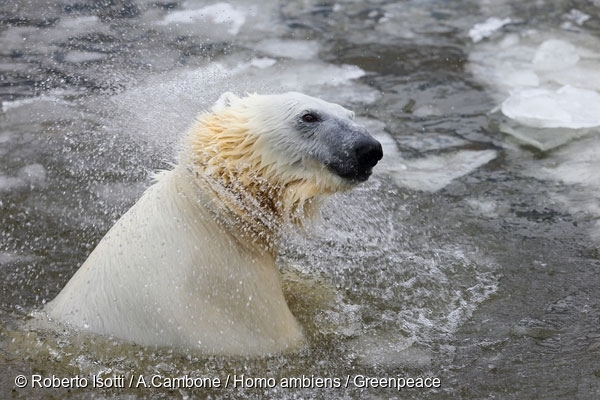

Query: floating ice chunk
left=392, top=150, right=497, bottom=192
left=374, top=133, right=496, bottom=192
left=501, top=85, right=600, bottom=129
left=504, top=69, right=540, bottom=88
left=313, top=82, right=380, bottom=105
left=249, top=57, right=276, bottom=69
left=18, top=164, right=46, bottom=187
left=468, top=38, right=543, bottom=98
left=252, top=62, right=367, bottom=90
left=545, top=156, right=600, bottom=190
left=532, top=39, right=580, bottom=71
left=498, top=33, right=520, bottom=48
left=469, top=17, right=512, bottom=43
left=469, top=30, right=600, bottom=149
left=499, top=123, right=591, bottom=151
left=471, top=35, right=599, bottom=94
left=563, top=9, right=590, bottom=26
left=545, top=64, right=600, bottom=92
left=394, top=133, right=469, bottom=152
left=525, top=135, right=600, bottom=241
left=51, top=15, right=107, bottom=41
left=324, top=64, right=365, bottom=85
left=536, top=136, right=600, bottom=189
left=469, top=22, right=600, bottom=151
left=249, top=39, right=319, bottom=60
left=159, top=2, right=247, bottom=35
left=56, top=15, right=101, bottom=30
left=63, top=50, right=107, bottom=63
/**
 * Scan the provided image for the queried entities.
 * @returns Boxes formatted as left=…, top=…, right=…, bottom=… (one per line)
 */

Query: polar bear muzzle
left=330, top=131, right=383, bottom=182
left=311, top=118, right=383, bottom=183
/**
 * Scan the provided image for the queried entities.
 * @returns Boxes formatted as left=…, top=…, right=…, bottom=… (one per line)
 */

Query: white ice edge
left=374, top=132, right=496, bottom=192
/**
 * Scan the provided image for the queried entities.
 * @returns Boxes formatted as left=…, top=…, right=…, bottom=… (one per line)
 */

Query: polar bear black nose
left=354, top=136, right=383, bottom=171
left=321, top=124, right=384, bottom=182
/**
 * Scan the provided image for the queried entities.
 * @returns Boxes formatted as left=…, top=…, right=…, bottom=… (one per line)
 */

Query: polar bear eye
left=301, top=113, right=319, bottom=123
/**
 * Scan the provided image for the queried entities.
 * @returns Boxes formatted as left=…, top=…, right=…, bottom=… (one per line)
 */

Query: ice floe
left=469, top=18, right=600, bottom=242
left=248, top=39, right=320, bottom=60
left=501, top=86, right=600, bottom=129
left=532, top=39, right=580, bottom=71
left=528, top=134, right=600, bottom=197
left=393, top=133, right=469, bottom=152
left=374, top=132, right=496, bottom=192
left=17, top=164, right=47, bottom=187
left=468, top=17, right=512, bottom=43
left=469, top=26, right=600, bottom=151
left=525, top=134, right=600, bottom=241
left=249, top=57, right=276, bottom=69
left=62, top=50, right=107, bottom=63
left=561, top=9, right=591, bottom=29
left=390, top=150, right=497, bottom=193
left=158, top=2, right=250, bottom=35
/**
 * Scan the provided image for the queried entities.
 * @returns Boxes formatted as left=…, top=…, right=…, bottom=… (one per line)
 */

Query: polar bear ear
left=212, top=92, right=239, bottom=112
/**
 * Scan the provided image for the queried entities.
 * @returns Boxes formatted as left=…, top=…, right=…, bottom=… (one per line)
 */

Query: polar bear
left=45, top=92, right=382, bottom=355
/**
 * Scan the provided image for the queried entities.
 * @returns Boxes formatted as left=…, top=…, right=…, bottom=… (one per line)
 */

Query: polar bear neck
left=181, top=110, right=329, bottom=251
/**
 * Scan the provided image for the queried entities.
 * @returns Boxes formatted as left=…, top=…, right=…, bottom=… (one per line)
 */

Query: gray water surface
left=1, top=1, right=600, bottom=399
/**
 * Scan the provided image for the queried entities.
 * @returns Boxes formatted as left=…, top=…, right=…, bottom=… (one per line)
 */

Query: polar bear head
left=183, top=92, right=383, bottom=240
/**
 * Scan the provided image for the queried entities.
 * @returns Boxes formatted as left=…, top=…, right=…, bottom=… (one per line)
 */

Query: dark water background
left=1, top=0, right=600, bottom=398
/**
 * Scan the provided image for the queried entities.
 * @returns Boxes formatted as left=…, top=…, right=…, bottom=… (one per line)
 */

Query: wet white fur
left=45, top=92, right=362, bottom=355
left=45, top=165, right=303, bottom=354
